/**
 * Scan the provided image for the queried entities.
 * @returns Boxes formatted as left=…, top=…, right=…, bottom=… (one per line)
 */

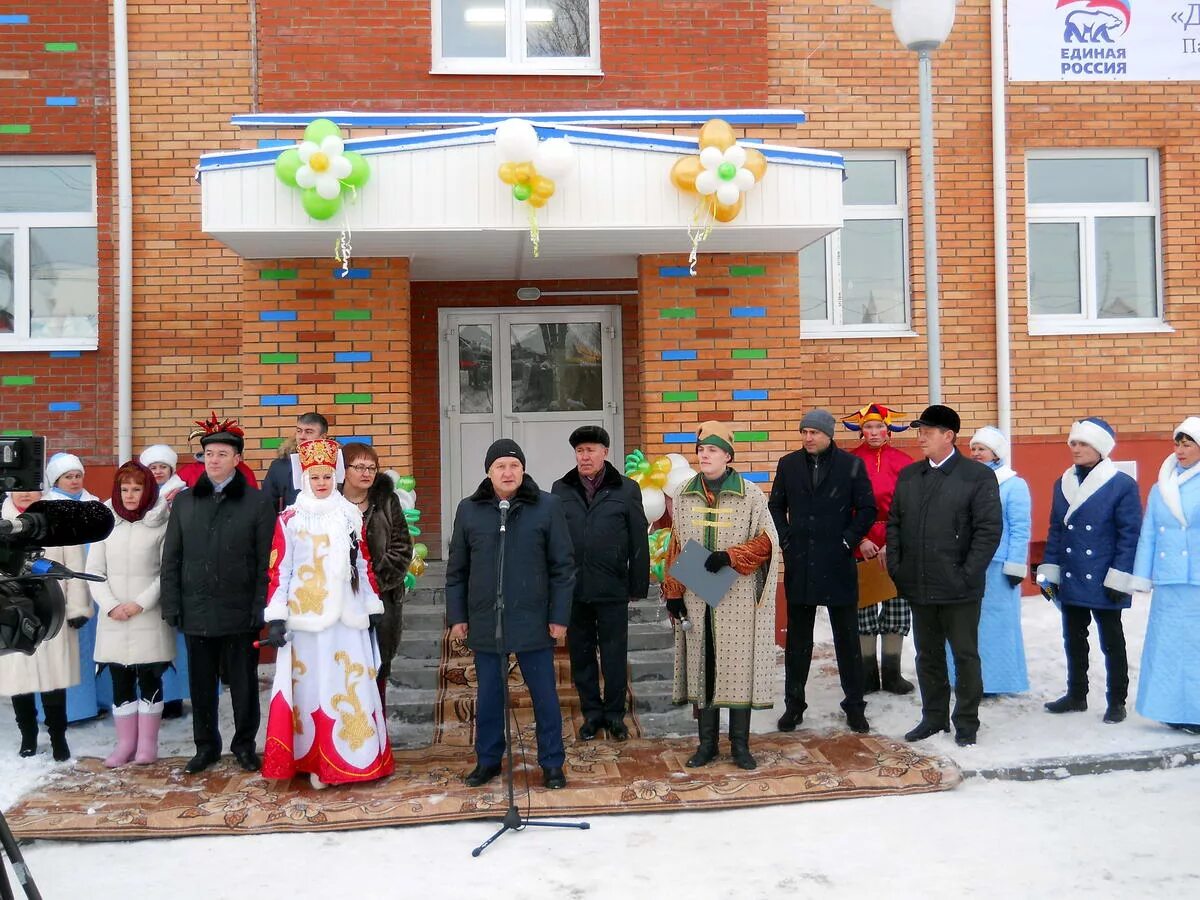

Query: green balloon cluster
left=273, top=117, right=371, bottom=221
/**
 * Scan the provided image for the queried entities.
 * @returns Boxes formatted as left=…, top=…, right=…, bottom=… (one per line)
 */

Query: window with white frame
left=0, top=157, right=98, bottom=351
left=1026, top=150, right=1163, bottom=332
left=433, top=0, right=600, bottom=74
left=800, top=153, right=910, bottom=335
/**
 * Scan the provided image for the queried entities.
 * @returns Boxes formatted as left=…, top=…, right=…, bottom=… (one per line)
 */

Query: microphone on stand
left=0, top=500, right=115, bottom=546
left=498, top=499, right=510, bottom=533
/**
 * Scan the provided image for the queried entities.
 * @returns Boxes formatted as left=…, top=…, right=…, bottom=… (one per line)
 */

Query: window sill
left=0, top=340, right=98, bottom=352
left=801, top=327, right=918, bottom=340
left=430, top=64, right=603, bottom=77
left=1027, top=320, right=1173, bottom=337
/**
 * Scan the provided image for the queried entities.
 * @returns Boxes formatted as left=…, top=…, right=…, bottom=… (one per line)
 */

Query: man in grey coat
left=886, top=405, right=1002, bottom=747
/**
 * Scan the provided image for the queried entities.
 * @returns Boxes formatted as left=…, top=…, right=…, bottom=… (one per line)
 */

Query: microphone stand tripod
left=471, top=499, right=589, bottom=857
left=0, top=809, right=43, bottom=899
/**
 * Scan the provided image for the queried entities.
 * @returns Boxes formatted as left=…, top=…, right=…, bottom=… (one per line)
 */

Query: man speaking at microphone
left=446, top=439, right=575, bottom=790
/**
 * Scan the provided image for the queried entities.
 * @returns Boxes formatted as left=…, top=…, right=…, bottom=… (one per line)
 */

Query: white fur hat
left=970, top=426, right=1010, bottom=463
left=139, top=444, right=178, bottom=471
left=1174, top=417, right=1200, bottom=444
left=1068, top=417, right=1116, bottom=459
left=45, top=452, right=84, bottom=489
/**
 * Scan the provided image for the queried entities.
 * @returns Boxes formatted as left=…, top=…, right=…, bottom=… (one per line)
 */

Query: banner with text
left=1008, top=0, right=1200, bottom=81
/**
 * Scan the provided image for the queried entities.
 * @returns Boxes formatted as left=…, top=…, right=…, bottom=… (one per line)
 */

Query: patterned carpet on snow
left=6, top=636, right=961, bottom=841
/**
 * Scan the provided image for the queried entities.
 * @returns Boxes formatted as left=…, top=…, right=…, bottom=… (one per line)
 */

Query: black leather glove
left=665, top=598, right=687, bottom=621
left=369, top=613, right=383, bottom=630
left=1005, top=573, right=1024, bottom=589
left=1104, top=587, right=1132, bottom=606
left=704, top=550, right=731, bottom=573
left=67, top=616, right=87, bottom=630
left=262, top=620, right=288, bottom=649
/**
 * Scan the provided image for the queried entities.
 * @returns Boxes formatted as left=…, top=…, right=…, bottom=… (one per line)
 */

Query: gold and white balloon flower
left=296, top=134, right=354, bottom=201
left=694, top=143, right=759, bottom=209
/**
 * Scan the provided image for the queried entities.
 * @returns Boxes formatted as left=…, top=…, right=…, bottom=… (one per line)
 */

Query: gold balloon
left=699, top=118, right=736, bottom=152
left=708, top=194, right=744, bottom=223
left=528, top=194, right=547, bottom=208
left=498, top=162, right=519, bottom=185
left=652, top=456, right=672, bottom=474
left=531, top=175, right=555, bottom=199
left=409, top=557, right=426, bottom=577
left=646, top=471, right=668, bottom=490
left=743, top=147, right=768, bottom=183
left=513, top=162, right=535, bottom=184
left=670, top=155, right=704, bottom=194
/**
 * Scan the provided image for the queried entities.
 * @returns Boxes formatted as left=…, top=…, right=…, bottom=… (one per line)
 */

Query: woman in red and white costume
left=261, top=437, right=394, bottom=789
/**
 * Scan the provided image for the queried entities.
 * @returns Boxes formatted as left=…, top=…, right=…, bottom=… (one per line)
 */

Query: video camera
left=0, top=435, right=114, bottom=657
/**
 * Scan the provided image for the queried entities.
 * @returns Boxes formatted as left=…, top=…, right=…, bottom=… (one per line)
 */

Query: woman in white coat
left=86, top=461, right=175, bottom=766
left=0, top=489, right=93, bottom=760
left=1131, top=417, right=1200, bottom=734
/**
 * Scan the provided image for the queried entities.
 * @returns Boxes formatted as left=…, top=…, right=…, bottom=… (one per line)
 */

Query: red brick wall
left=0, top=2, right=115, bottom=482
left=255, top=0, right=767, bottom=109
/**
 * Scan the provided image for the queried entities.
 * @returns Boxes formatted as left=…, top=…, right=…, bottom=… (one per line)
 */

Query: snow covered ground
left=3, top=594, right=1199, bottom=898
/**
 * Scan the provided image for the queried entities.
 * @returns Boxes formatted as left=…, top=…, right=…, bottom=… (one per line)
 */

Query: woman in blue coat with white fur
left=1131, top=417, right=1200, bottom=734
left=1036, top=417, right=1142, bottom=724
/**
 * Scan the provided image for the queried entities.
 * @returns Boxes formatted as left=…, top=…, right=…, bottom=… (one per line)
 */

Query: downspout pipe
left=992, top=0, right=1012, bottom=437
left=114, top=0, right=133, bottom=461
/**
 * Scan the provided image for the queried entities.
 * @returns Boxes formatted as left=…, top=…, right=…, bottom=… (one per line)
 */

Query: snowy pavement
left=3, top=594, right=1199, bottom=898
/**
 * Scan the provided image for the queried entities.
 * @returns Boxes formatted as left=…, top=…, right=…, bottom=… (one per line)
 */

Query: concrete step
left=388, top=657, right=441, bottom=691
left=389, top=687, right=439, bottom=723
left=628, top=647, right=674, bottom=683
left=395, top=620, right=672, bottom=661
left=402, top=603, right=445, bottom=631
left=630, top=682, right=684, bottom=715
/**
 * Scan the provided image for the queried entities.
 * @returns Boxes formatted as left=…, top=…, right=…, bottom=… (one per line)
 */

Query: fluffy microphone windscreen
left=21, top=500, right=115, bottom=546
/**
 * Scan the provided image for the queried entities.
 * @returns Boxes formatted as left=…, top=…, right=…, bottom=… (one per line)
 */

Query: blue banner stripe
left=335, top=351, right=372, bottom=363
left=48, top=401, right=81, bottom=412
left=664, top=432, right=696, bottom=444
left=257, top=138, right=295, bottom=148
left=733, top=389, right=769, bottom=401
left=259, top=310, right=297, bottom=321
left=661, top=349, right=697, bottom=361
left=261, top=395, right=299, bottom=406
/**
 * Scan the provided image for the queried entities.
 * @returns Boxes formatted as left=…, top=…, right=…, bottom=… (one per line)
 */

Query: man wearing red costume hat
left=843, top=403, right=916, bottom=696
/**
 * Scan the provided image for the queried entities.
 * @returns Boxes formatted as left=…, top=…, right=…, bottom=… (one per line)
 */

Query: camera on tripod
left=0, top=435, right=114, bottom=657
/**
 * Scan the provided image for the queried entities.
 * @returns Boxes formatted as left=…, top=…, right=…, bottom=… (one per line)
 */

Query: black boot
left=728, top=709, right=756, bottom=770
left=1044, top=693, right=1087, bottom=714
left=42, top=690, right=70, bottom=762
left=880, top=635, right=914, bottom=694
left=686, top=708, right=719, bottom=768
left=862, top=656, right=881, bottom=695
left=12, top=694, right=38, bottom=758
left=777, top=706, right=803, bottom=732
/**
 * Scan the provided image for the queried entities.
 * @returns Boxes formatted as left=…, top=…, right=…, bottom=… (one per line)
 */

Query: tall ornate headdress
left=842, top=403, right=909, bottom=434
left=189, top=411, right=246, bottom=452
left=298, top=438, right=340, bottom=472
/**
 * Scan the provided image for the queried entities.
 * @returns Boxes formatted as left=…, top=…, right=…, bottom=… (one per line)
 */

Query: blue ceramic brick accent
left=0, top=15, right=30, bottom=24
left=261, top=394, right=299, bottom=407
left=333, top=268, right=371, bottom=279
left=658, top=266, right=693, bottom=278
left=732, top=389, right=769, bottom=401
left=259, top=310, right=298, bottom=322
left=336, top=435, right=373, bottom=445
left=335, top=351, right=372, bottom=363
left=730, top=306, right=767, bottom=318
left=45, top=97, right=77, bottom=106
left=48, top=401, right=81, bottom=412
left=664, top=432, right=696, bottom=444
left=743, top=472, right=769, bottom=483
left=49, top=350, right=80, bottom=358
left=661, top=349, right=698, bottom=361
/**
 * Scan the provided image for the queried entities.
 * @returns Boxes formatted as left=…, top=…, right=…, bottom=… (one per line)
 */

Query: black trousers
left=1060, top=604, right=1128, bottom=704
left=784, top=603, right=865, bottom=714
left=185, top=632, right=260, bottom=756
left=567, top=600, right=629, bottom=722
left=109, top=663, right=167, bottom=706
left=911, top=600, right=983, bottom=733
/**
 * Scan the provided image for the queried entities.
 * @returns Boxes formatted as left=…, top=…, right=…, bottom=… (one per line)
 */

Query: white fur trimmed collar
left=1156, top=454, right=1200, bottom=528
left=993, top=464, right=1017, bottom=485
left=1060, top=458, right=1118, bottom=523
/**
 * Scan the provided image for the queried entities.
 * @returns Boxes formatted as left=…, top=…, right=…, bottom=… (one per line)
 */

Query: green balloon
left=512, top=183, right=532, bottom=202
left=274, top=148, right=302, bottom=188
left=301, top=188, right=341, bottom=220
left=404, top=508, right=421, bottom=522
left=341, top=151, right=370, bottom=189
left=413, top=542, right=428, bottom=560
left=717, top=161, right=737, bottom=181
left=404, top=572, right=417, bottom=590
left=303, top=117, right=341, bottom=145
left=408, top=524, right=421, bottom=537
left=398, top=475, right=417, bottom=492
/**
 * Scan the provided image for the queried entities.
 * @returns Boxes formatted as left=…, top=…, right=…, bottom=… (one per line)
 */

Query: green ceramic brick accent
left=1, top=430, right=34, bottom=437
left=729, top=265, right=766, bottom=277
left=2, top=375, right=35, bottom=386
left=660, top=307, right=697, bottom=319
left=260, top=269, right=298, bottom=280
left=734, top=431, right=769, bottom=442
left=0, top=124, right=31, bottom=134
left=333, top=309, right=372, bottom=321
left=45, top=42, right=78, bottom=52
left=731, top=348, right=767, bottom=360
left=261, top=437, right=284, bottom=450
left=335, top=392, right=373, bottom=404
left=259, top=352, right=298, bottom=364
left=662, top=390, right=699, bottom=402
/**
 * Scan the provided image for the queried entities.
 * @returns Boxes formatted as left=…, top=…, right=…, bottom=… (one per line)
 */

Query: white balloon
left=734, top=168, right=756, bottom=191
left=329, top=155, right=352, bottom=180
left=699, top=146, right=723, bottom=170
left=320, top=135, right=345, bottom=157
left=495, top=118, right=539, bottom=162
left=316, top=175, right=341, bottom=200
left=297, top=140, right=320, bottom=163
left=695, top=170, right=718, bottom=196
left=396, top=488, right=416, bottom=511
left=716, top=182, right=740, bottom=206
left=533, top=137, right=575, bottom=179
left=666, top=453, right=691, bottom=471
left=724, top=144, right=747, bottom=168
left=295, top=166, right=317, bottom=188
left=665, top=467, right=695, bottom=495
left=641, top=487, right=666, bottom=523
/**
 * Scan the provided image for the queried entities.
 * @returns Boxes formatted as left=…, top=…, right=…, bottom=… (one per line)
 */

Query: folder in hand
left=668, top=539, right=737, bottom=608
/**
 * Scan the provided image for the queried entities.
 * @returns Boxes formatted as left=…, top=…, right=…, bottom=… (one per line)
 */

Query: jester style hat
left=842, top=403, right=909, bottom=434
left=298, top=437, right=340, bottom=472
left=189, top=411, right=246, bottom=453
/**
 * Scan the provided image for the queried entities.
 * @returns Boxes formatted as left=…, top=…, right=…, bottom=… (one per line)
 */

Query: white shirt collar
left=928, top=448, right=957, bottom=469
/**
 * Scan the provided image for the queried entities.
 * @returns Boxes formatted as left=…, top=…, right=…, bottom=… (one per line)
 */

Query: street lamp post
left=883, top=0, right=957, bottom=404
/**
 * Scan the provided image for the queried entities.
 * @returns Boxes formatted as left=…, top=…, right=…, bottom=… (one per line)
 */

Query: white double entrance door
left=438, top=306, right=624, bottom=556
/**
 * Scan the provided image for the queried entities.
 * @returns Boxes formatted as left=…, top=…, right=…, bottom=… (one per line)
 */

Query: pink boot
left=134, top=699, right=163, bottom=764
left=104, top=702, right=139, bottom=768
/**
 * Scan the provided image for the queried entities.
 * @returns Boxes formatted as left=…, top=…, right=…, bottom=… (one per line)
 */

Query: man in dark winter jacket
left=446, top=438, right=575, bottom=790
left=886, top=404, right=1002, bottom=747
left=769, top=409, right=877, bottom=735
left=263, top=412, right=328, bottom=513
left=161, top=418, right=276, bottom=774
left=551, top=426, right=649, bottom=742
